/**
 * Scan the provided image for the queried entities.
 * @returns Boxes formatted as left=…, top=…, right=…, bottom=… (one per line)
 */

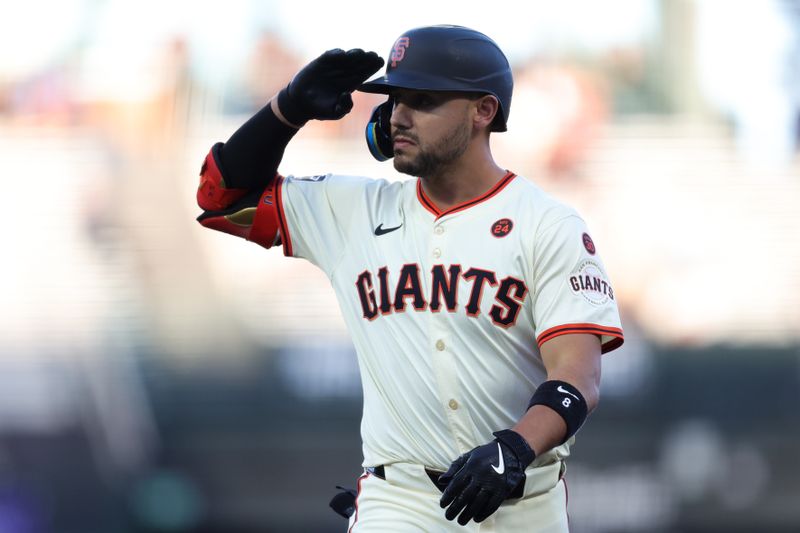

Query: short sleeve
left=531, top=214, right=624, bottom=354
left=276, top=174, right=372, bottom=275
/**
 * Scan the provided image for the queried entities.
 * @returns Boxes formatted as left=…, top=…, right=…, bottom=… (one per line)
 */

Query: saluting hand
left=278, top=48, right=384, bottom=126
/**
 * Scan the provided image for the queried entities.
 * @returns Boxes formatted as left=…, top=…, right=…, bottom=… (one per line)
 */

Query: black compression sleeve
left=218, top=101, right=299, bottom=190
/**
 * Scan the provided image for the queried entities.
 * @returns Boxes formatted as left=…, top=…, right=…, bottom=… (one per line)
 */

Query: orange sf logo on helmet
left=390, top=37, right=410, bottom=68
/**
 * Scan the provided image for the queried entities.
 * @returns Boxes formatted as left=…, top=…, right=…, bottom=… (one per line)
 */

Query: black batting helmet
left=358, top=25, right=513, bottom=132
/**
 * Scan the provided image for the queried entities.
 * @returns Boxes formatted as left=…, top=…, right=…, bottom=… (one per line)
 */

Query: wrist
left=275, top=87, right=308, bottom=128
left=493, top=429, right=536, bottom=468
left=527, top=380, right=588, bottom=444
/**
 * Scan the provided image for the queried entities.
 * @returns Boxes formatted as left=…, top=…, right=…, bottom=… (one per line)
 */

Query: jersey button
left=434, top=226, right=444, bottom=235
left=448, top=399, right=459, bottom=410
left=435, top=340, right=445, bottom=351
left=433, top=248, right=442, bottom=258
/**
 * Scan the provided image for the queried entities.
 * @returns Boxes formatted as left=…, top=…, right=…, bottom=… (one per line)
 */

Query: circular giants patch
left=491, top=218, right=514, bottom=238
left=568, top=259, right=615, bottom=305
left=582, top=233, right=596, bottom=255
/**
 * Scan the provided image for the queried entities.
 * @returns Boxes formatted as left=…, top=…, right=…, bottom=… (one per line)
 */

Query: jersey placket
left=427, top=216, right=477, bottom=456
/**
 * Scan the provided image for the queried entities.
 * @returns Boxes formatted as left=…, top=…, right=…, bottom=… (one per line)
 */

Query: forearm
left=513, top=333, right=602, bottom=455
left=208, top=47, right=383, bottom=192
left=194, top=96, right=298, bottom=247
left=218, top=96, right=299, bottom=190
left=195, top=48, right=383, bottom=247
left=438, top=347, right=601, bottom=527
left=511, top=396, right=595, bottom=456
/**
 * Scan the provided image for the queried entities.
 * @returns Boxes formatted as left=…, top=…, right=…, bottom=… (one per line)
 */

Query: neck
left=420, top=143, right=506, bottom=212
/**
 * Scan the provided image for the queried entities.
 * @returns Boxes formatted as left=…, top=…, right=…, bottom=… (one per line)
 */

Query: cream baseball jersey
left=259, top=171, right=623, bottom=470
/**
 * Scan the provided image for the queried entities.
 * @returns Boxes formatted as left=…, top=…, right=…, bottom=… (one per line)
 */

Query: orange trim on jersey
left=416, top=172, right=517, bottom=219
left=537, top=323, right=624, bottom=354
left=348, top=472, right=369, bottom=533
left=416, top=180, right=440, bottom=216
left=274, top=175, right=293, bottom=257
left=248, top=178, right=282, bottom=249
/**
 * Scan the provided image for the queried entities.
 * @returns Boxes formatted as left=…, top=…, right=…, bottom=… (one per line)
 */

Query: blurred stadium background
left=2, top=0, right=799, bottom=531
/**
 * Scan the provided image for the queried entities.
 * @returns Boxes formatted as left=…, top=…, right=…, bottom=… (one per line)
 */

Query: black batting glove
left=439, top=430, right=536, bottom=526
left=277, top=48, right=384, bottom=126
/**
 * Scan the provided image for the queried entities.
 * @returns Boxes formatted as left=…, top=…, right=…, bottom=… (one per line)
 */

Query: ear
left=472, top=95, right=499, bottom=131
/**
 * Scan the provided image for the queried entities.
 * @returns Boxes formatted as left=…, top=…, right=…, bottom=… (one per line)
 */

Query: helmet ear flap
left=365, top=99, right=394, bottom=162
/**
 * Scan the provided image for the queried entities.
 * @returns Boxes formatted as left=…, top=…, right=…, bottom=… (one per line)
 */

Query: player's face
left=389, top=90, right=476, bottom=177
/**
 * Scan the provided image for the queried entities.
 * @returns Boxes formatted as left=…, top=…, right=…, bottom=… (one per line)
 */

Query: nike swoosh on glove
left=439, top=429, right=536, bottom=525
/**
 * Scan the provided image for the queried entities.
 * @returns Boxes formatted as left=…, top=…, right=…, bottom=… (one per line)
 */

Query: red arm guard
left=197, top=177, right=283, bottom=250
left=197, top=143, right=249, bottom=211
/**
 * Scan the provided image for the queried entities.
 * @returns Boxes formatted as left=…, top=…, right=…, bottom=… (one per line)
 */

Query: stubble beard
left=393, top=120, right=471, bottom=178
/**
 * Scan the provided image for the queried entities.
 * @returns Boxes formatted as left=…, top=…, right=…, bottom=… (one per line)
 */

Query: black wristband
left=492, top=429, right=536, bottom=467
left=527, top=380, right=588, bottom=444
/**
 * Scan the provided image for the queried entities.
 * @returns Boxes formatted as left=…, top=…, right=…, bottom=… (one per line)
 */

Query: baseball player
left=195, top=25, right=623, bottom=532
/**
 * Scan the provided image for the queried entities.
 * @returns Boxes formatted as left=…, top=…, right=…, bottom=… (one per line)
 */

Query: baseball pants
left=347, top=461, right=569, bottom=532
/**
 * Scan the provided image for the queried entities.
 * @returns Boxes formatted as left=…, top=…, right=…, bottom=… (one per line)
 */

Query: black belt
left=366, top=465, right=525, bottom=499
